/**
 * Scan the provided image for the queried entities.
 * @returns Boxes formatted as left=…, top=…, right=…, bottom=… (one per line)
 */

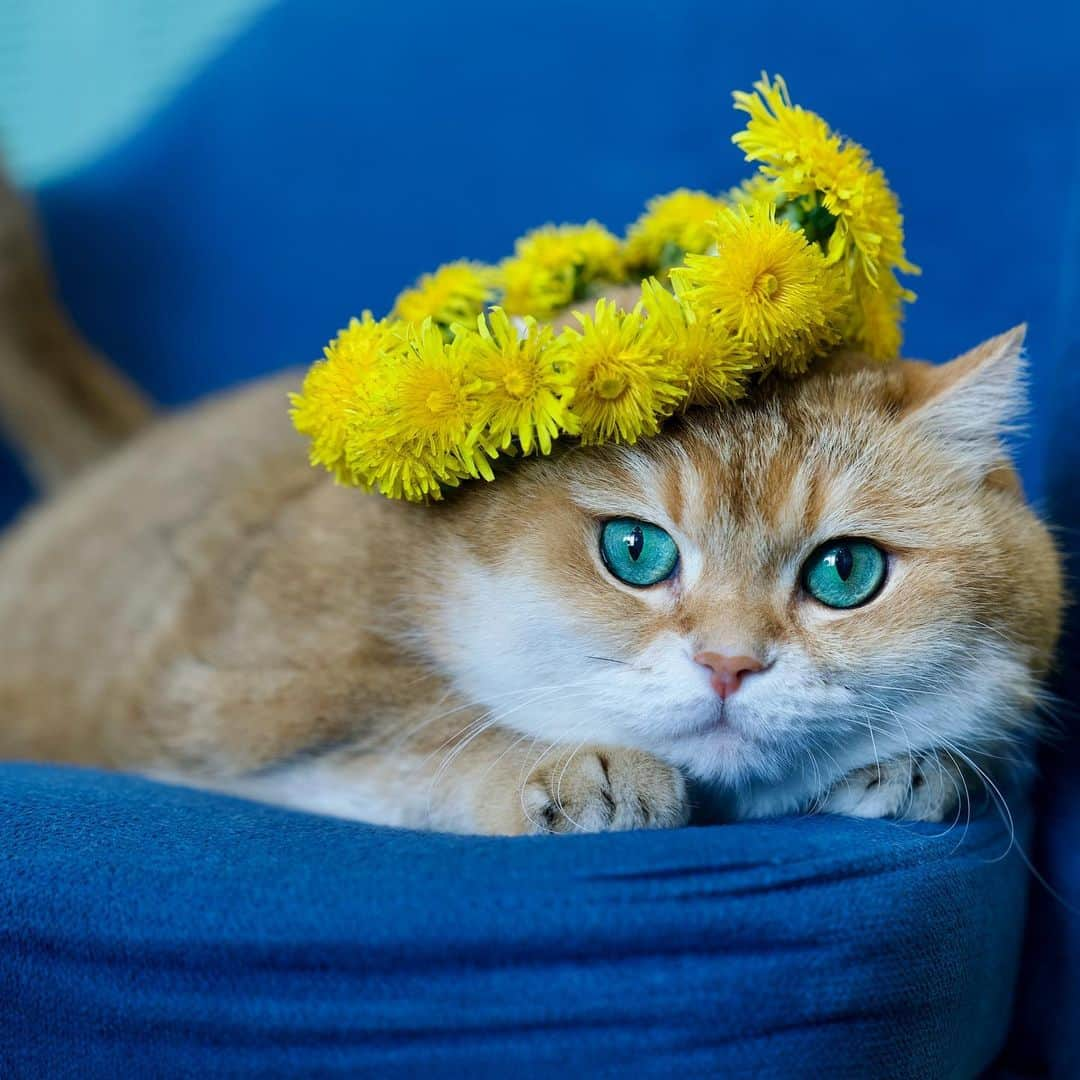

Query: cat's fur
left=0, top=183, right=1065, bottom=834
left=0, top=167, right=152, bottom=490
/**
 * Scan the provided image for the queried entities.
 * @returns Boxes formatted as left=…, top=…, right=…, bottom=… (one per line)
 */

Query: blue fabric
left=2, top=1, right=1079, bottom=1074
left=1000, top=122, right=1080, bottom=1078
left=0, top=764, right=1029, bottom=1077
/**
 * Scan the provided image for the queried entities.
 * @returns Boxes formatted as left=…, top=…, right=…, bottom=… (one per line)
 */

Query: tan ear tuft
left=900, top=325, right=1028, bottom=479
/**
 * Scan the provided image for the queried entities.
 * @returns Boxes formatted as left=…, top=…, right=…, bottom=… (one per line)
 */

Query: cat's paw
left=819, top=755, right=965, bottom=823
left=519, top=746, right=690, bottom=834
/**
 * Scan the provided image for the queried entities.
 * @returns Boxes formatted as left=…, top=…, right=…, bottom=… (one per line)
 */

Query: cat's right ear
left=899, top=325, right=1028, bottom=482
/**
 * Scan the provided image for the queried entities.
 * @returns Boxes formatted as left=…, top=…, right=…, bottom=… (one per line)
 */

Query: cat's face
left=424, top=329, right=1062, bottom=813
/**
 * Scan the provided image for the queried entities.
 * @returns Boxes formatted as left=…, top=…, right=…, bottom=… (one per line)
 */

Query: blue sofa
left=2, top=2, right=1077, bottom=1074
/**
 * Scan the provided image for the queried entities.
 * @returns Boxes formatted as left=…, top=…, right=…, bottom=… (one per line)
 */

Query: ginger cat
left=0, top=180, right=1064, bottom=833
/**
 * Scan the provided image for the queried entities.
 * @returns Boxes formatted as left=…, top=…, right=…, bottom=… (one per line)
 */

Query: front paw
left=520, top=745, right=690, bottom=834
left=819, top=755, right=965, bottom=823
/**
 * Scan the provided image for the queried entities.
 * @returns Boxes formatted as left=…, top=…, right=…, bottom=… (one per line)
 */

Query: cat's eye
left=599, top=518, right=679, bottom=588
left=801, top=539, right=887, bottom=609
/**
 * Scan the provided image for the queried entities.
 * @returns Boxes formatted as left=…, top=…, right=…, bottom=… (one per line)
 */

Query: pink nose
left=694, top=652, right=765, bottom=699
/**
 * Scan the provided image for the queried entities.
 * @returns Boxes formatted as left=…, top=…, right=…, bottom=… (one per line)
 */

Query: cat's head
left=419, top=327, right=1063, bottom=810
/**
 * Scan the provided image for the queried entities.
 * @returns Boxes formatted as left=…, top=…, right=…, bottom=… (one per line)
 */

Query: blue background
left=1, top=1, right=1078, bottom=1074
left=2, top=0, right=1077, bottom=522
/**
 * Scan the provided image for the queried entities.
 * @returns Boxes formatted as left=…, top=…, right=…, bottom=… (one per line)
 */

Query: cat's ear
left=900, top=325, right=1028, bottom=480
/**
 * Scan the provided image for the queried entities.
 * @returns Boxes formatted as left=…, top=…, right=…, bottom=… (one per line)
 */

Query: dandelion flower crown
left=291, top=74, right=919, bottom=502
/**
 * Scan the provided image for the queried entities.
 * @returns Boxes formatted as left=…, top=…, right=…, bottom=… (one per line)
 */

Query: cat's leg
left=816, top=750, right=984, bottom=823
left=201, top=726, right=691, bottom=835
left=141, top=655, right=691, bottom=833
left=505, top=742, right=691, bottom=835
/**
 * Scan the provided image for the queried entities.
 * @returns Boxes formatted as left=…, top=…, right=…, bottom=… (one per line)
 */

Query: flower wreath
left=291, top=74, right=918, bottom=502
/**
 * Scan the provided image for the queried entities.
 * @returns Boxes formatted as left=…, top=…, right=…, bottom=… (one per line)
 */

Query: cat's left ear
left=900, top=324, right=1028, bottom=480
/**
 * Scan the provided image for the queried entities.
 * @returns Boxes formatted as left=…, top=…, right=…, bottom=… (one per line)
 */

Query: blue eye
left=600, top=518, right=679, bottom=588
left=802, top=539, right=887, bottom=609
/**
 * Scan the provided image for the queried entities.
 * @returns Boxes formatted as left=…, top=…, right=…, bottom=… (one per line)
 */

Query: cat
left=0, top=179, right=1065, bottom=834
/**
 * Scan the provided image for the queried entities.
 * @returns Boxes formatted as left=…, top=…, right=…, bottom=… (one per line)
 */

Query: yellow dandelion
left=733, top=74, right=837, bottom=191
left=846, top=268, right=916, bottom=361
left=345, top=320, right=493, bottom=501
left=732, top=74, right=919, bottom=294
left=624, top=189, right=725, bottom=273
left=500, top=222, right=625, bottom=317
left=727, top=173, right=780, bottom=212
left=557, top=298, right=687, bottom=445
left=670, top=204, right=847, bottom=372
left=567, top=221, right=625, bottom=280
left=289, top=312, right=404, bottom=483
left=393, top=260, right=500, bottom=326
left=456, top=307, right=578, bottom=456
left=639, top=278, right=756, bottom=406
left=500, top=257, right=570, bottom=322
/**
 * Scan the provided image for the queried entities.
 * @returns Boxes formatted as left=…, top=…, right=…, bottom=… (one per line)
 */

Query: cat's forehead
left=564, top=370, right=901, bottom=550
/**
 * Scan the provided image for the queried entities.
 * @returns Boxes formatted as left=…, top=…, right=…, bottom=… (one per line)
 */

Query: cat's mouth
left=674, top=700, right=747, bottom=742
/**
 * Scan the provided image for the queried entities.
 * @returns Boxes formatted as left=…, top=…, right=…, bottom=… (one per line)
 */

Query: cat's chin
left=648, top=719, right=766, bottom=787
left=675, top=702, right=741, bottom=739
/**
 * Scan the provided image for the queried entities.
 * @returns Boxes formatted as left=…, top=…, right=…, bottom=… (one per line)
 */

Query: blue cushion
left=0, top=763, right=1028, bottom=1077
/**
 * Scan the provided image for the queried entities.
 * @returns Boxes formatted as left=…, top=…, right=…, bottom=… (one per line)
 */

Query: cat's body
left=0, top=337, right=1064, bottom=833
left=0, top=181, right=1065, bottom=833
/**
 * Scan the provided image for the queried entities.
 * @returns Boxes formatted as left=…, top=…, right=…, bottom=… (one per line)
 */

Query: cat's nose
left=694, top=652, right=766, bottom=699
